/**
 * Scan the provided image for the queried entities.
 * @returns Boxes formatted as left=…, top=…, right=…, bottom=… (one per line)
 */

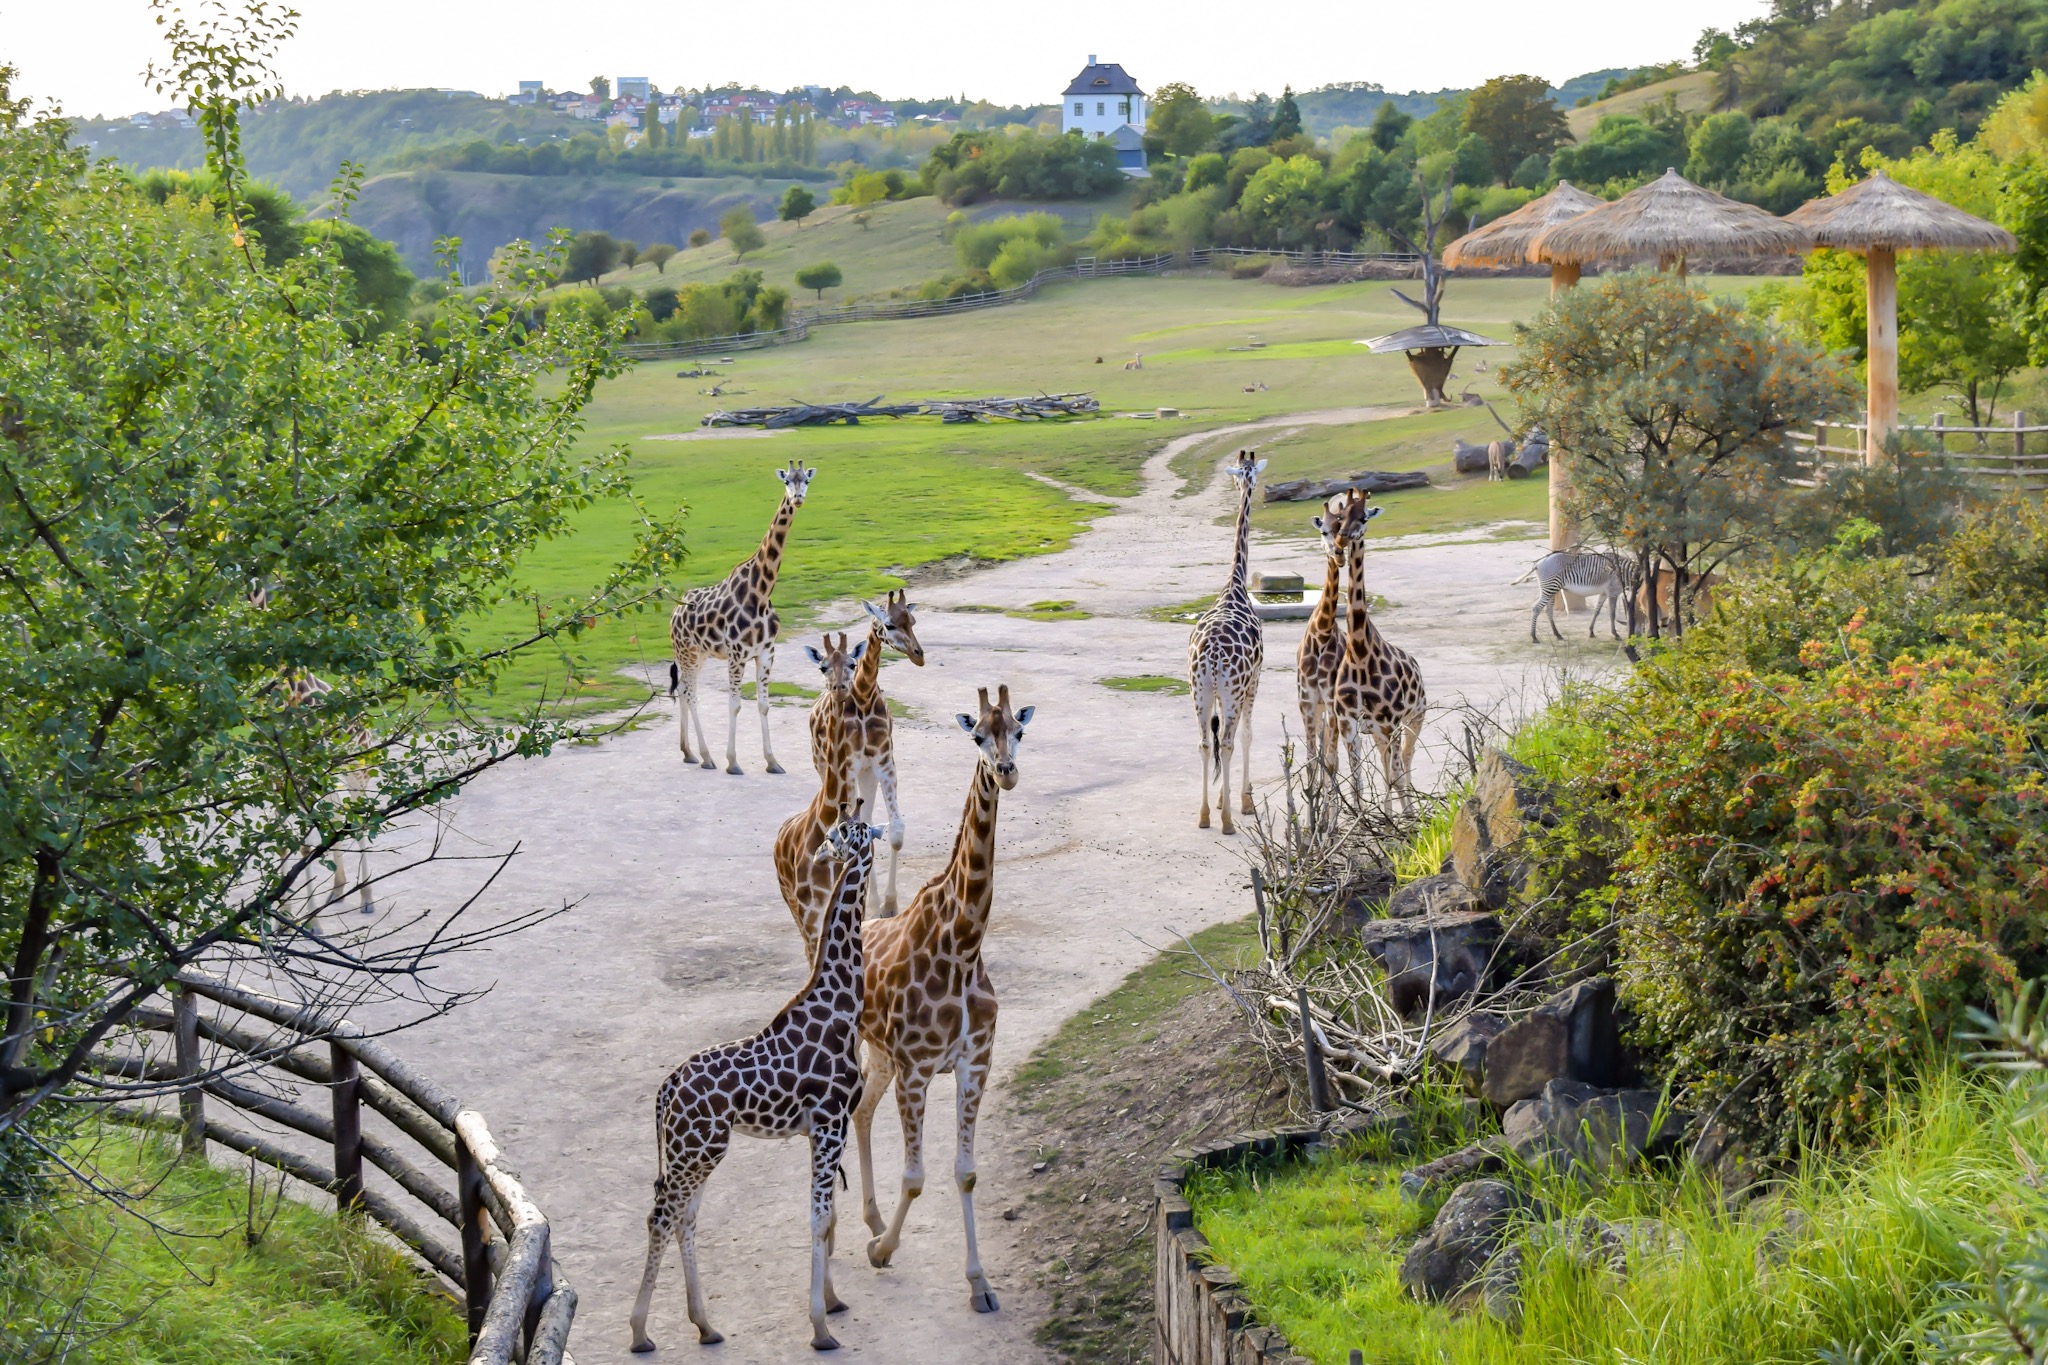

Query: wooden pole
left=172, top=987, right=205, bottom=1156
left=458, top=1132, right=492, bottom=1344
left=1297, top=984, right=1333, bottom=1114
left=1865, top=245, right=1899, bottom=467
left=1549, top=261, right=1581, bottom=552
left=1548, top=261, right=1580, bottom=295
left=329, top=1040, right=364, bottom=1213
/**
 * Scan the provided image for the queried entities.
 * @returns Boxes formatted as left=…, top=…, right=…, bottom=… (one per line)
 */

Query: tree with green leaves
left=689, top=227, right=712, bottom=248
left=720, top=203, right=765, bottom=258
left=563, top=228, right=621, bottom=282
left=795, top=261, right=842, bottom=299
left=589, top=75, right=611, bottom=103
left=780, top=184, right=816, bottom=227
left=1369, top=100, right=1412, bottom=152
left=0, top=28, right=683, bottom=1160
left=643, top=241, right=677, bottom=272
left=1147, top=81, right=1214, bottom=158
left=1270, top=86, right=1303, bottom=142
left=1462, top=74, right=1569, bottom=185
left=619, top=239, right=641, bottom=269
left=1502, top=270, right=1847, bottom=634
left=301, top=219, right=414, bottom=337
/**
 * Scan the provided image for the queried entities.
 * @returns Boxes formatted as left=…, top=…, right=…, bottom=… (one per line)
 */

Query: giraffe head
left=775, top=458, right=816, bottom=508
left=1224, top=449, right=1268, bottom=491
left=1312, top=493, right=1348, bottom=558
left=803, top=632, right=865, bottom=692
left=1331, top=488, right=1383, bottom=546
left=955, top=684, right=1034, bottom=792
left=862, top=588, right=925, bottom=666
left=816, top=799, right=884, bottom=867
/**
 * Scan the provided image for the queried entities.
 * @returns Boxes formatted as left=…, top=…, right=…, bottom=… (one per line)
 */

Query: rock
left=1397, top=1137, right=1507, bottom=1202
left=1478, top=976, right=1627, bottom=1107
left=1747, top=1195, right=1814, bottom=1272
left=1356, top=910, right=1500, bottom=1018
left=1689, top=1116, right=1761, bottom=1205
left=1323, top=864, right=1398, bottom=938
left=1426, top=1012, right=1508, bottom=1096
left=1398, top=1178, right=1529, bottom=1304
left=1261, top=469, right=1431, bottom=503
left=1386, top=871, right=1479, bottom=919
left=1252, top=571, right=1305, bottom=593
left=1502, top=1079, right=1687, bottom=1175
left=1449, top=750, right=1554, bottom=910
left=1474, top=1242, right=1525, bottom=1327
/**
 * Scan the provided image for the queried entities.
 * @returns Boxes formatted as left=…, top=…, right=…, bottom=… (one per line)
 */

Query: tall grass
left=1189, top=1068, right=2040, bottom=1364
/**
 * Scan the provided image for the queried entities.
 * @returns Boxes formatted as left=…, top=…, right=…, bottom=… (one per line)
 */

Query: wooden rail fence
left=1788, top=411, right=2048, bottom=485
left=615, top=247, right=1423, bottom=361
left=92, top=970, right=575, bottom=1365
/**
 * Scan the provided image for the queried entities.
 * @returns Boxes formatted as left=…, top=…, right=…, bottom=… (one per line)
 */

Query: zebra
left=1522, top=549, right=1633, bottom=643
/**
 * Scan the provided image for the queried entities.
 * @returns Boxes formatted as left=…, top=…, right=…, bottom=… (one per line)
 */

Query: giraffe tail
left=668, top=661, right=680, bottom=697
left=1210, top=713, right=1222, bottom=779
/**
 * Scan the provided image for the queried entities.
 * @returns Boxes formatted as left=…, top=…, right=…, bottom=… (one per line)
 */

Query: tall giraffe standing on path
left=807, top=590, right=925, bottom=915
left=1295, top=495, right=1349, bottom=779
left=853, top=685, right=1033, bottom=1316
left=669, top=459, right=813, bottom=775
left=1330, top=489, right=1426, bottom=812
left=628, top=809, right=878, bottom=1354
left=777, top=632, right=865, bottom=950
left=1187, top=450, right=1267, bottom=834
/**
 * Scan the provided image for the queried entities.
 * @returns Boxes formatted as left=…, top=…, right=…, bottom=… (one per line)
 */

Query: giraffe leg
left=1399, top=710, right=1425, bottom=817
left=1191, top=676, right=1216, bottom=830
left=1214, top=695, right=1240, bottom=836
left=808, top=1121, right=847, bottom=1350
left=679, top=1178, right=722, bottom=1344
left=1238, top=678, right=1260, bottom=816
left=756, top=644, right=785, bottom=774
left=725, top=656, right=747, bottom=775
left=854, top=1047, right=895, bottom=1237
left=867, top=1066, right=929, bottom=1268
left=873, top=759, right=904, bottom=916
left=353, top=843, right=375, bottom=916
left=955, top=1040, right=998, bottom=1313
left=630, top=1145, right=724, bottom=1351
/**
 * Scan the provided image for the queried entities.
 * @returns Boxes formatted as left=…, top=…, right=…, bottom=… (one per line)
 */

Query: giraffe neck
left=746, top=495, right=797, bottom=599
left=806, top=849, right=870, bottom=1002
left=1343, top=538, right=1386, bottom=662
left=810, top=704, right=856, bottom=815
left=1307, top=548, right=1343, bottom=642
left=936, top=761, right=1003, bottom=957
left=1223, top=471, right=1255, bottom=601
left=850, top=621, right=884, bottom=706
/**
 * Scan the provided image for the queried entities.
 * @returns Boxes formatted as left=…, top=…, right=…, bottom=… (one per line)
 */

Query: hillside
left=1566, top=71, right=1718, bottom=138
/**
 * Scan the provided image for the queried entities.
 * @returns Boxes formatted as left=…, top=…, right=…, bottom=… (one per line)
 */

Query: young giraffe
left=1329, top=490, right=1426, bottom=812
left=628, top=808, right=877, bottom=1354
left=776, top=632, right=866, bottom=950
left=807, top=590, right=926, bottom=915
left=1187, top=450, right=1267, bottom=834
left=669, top=459, right=813, bottom=775
left=853, top=685, right=1033, bottom=1315
left=1295, top=494, right=1350, bottom=779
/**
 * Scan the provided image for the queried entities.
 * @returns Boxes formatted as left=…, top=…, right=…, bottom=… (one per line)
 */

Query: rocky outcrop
left=1478, top=977, right=1627, bottom=1107
left=1356, top=910, right=1500, bottom=1018
left=1426, top=1011, right=1508, bottom=1095
left=1397, top=1136, right=1507, bottom=1201
left=1385, top=871, right=1479, bottom=920
left=1398, top=1178, right=1533, bottom=1304
left=1450, top=750, right=1554, bottom=910
left=1501, top=1079, right=1687, bottom=1174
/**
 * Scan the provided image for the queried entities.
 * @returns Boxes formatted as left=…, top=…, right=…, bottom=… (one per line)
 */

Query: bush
left=922, top=128, right=1123, bottom=205
left=953, top=212, right=1064, bottom=273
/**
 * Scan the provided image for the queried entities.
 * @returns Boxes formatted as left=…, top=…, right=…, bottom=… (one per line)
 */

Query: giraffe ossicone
left=628, top=802, right=876, bottom=1354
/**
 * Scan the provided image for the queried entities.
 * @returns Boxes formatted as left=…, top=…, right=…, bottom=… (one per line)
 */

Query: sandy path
left=359, top=410, right=1618, bottom=1362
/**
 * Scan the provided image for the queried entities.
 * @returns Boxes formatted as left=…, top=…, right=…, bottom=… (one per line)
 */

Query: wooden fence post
left=1297, top=984, right=1333, bottom=1114
left=1930, top=411, right=1945, bottom=457
left=523, top=1225, right=554, bottom=1358
left=458, top=1130, right=492, bottom=1344
left=172, top=986, right=205, bottom=1155
left=329, top=1040, right=363, bottom=1213
left=2016, top=410, right=2028, bottom=465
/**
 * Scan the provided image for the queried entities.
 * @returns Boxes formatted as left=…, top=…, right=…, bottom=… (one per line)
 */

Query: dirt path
left=361, top=410, right=1621, bottom=1362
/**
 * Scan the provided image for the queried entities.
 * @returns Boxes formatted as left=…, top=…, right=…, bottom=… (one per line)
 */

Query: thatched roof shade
left=1530, top=168, right=1811, bottom=264
left=1783, top=169, right=2016, bottom=252
left=1442, top=181, right=1605, bottom=269
left=1356, top=324, right=1503, bottom=354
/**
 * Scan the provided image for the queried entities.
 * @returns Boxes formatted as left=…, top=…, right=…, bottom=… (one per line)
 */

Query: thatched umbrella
left=1442, top=180, right=1605, bottom=293
left=1785, top=169, right=2017, bottom=465
left=1530, top=168, right=1812, bottom=276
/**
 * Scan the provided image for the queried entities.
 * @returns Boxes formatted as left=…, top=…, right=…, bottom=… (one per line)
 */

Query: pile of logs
left=1263, top=470, right=1432, bottom=503
left=702, top=393, right=1100, bottom=429
left=1452, top=428, right=1550, bottom=478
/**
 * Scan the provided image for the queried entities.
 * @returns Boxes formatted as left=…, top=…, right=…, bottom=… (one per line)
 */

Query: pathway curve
left=359, top=408, right=1611, bottom=1362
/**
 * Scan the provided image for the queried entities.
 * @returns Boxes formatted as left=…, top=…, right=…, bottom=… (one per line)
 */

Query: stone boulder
left=1322, top=863, right=1398, bottom=939
left=1398, top=1178, right=1532, bottom=1304
left=1356, top=910, right=1500, bottom=1018
left=1480, top=1213, right=1683, bottom=1328
left=1385, top=871, right=1478, bottom=920
left=1450, top=750, right=1554, bottom=910
left=1397, top=1137, right=1507, bottom=1202
left=1478, top=977, right=1627, bottom=1107
left=1502, top=1079, right=1687, bottom=1175
left=1426, top=1011, right=1508, bottom=1096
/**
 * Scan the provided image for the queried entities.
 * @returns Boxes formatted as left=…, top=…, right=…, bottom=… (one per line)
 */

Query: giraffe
left=1329, top=489, right=1426, bottom=813
left=807, top=589, right=925, bottom=915
left=1187, top=450, right=1266, bottom=834
left=628, top=808, right=878, bottom=1355
left=853, top=685, right=1033, bottom=1316
left=1295, top=494, right=1349, bottom=779
left=776, top=632, right=866, bottom=950
left=669, top=459, right=813, bottom=775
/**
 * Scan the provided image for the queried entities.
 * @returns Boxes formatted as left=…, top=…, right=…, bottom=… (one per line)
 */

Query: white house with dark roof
left=1062, top=56, right=1144, bottom=140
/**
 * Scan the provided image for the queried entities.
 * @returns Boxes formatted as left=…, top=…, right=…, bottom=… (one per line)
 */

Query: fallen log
left=702, top=396, right=922, bottom=428
left=1262, top=470, right=1431, bottom=503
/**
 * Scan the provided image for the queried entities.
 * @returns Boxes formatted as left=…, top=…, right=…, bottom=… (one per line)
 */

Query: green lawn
left=2, top=1125, right=466, bottom=1364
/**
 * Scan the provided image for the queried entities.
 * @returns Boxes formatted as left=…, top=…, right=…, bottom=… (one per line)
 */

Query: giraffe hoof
left=697, top=1327, right=724, bottom=1345
left=970, top=1290, right=1000, bottom=1314
left=826, top=1297, right=849, bottom=1315
left=1241, top=796, right=1255, bottom=815
left=699, top=759, right=717, bottom=770
left=1198, top=813, right=1211, bottom=829
left=765, top=761, right=786, bottom=775
left=630, top=1335, right=656, bottom=1353
left=725, top=764, right=744, bottom=776
left=811, top=1334, right=840, bottom=1351
left=866, top=1238, right=893, bottom=1268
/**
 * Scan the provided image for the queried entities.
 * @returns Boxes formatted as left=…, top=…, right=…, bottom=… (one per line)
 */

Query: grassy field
left=1, top=1125, right=466, bottom=1364
left=480, top=272, right=1778, bottom=714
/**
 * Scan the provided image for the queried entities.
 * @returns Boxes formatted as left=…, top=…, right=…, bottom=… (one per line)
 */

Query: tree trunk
left=1406, top=347, right=1454, bottom=407
left=1865, top=245, right=1898, bottom=467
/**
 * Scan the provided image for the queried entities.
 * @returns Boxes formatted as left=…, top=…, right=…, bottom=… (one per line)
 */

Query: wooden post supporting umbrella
left=1442, top=181, right=1605, bottom=549
left=1784, top=170, right=2016, bottom=466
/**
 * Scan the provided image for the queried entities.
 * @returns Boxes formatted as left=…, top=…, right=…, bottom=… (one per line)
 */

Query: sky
left=4, top=0, right=1766, bottom=119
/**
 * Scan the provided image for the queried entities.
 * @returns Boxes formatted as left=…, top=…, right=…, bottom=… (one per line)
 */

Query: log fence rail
left=1789, top=411, right=2048, bottom=484
left=88, top=970, right=574, bottom=1365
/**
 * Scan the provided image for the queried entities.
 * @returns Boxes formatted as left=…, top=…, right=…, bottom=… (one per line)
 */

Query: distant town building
left=1061, top=56, right=1145, bottom=141
left=834, top=99, right=896, bottom=129
left=509, top=80, right=544, bottom=105
left=615, top=76, right=651, bottom=103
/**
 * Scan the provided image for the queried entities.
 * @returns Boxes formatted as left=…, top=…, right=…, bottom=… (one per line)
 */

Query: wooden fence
left=92, top=970, right=574, bottom=1365
left=1788, top=412, right=2048, bottom=485
left=615, top=246, right=1423, bottom=361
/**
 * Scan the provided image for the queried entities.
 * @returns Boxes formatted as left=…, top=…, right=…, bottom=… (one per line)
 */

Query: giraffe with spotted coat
left=668, top=459, right=812, bottom=775
left=776, top=632, right=865, bottom=950
left=1329, top=489, right=1426, bottom=812
left=852, top=685, right=1033, bottom=1317
left=1295, top=494, right=1349, bottom=778
left=1187, top=450, right=1266, bottom=834
left=627, top=809, right=878, bottom=1354
left=807, top=589, right=925, bottom=915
